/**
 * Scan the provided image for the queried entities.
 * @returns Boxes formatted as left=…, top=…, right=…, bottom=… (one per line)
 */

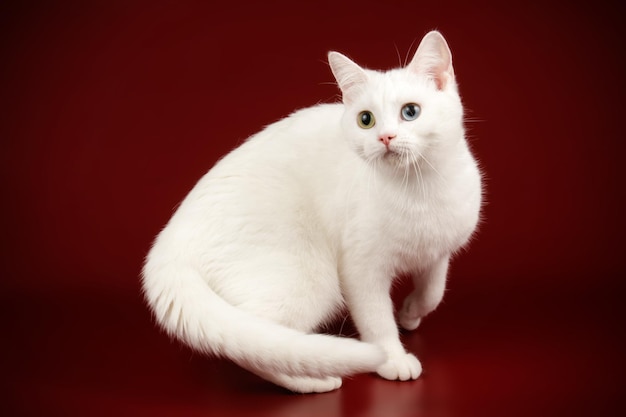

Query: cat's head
left=329, top=31, right=464, bottom=174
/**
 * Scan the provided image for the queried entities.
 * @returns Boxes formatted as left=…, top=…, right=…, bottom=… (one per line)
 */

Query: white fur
left=142, top=31, right=482, bottom=393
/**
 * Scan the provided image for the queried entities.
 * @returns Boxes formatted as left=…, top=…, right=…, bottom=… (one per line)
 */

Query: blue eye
left=401, top=103, right=421, bottom=121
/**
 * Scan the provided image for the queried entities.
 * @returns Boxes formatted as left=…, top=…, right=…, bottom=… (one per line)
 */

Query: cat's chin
left=383, top=150, right=403, bottom=160
left=380, top=150, right=413, bottom=168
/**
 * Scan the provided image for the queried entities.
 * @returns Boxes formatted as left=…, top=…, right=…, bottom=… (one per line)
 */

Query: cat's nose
left=379, top=134, right=396, bottom=147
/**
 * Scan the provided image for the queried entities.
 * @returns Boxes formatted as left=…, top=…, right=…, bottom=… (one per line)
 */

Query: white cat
left=142, top=31, right=482, bottom=393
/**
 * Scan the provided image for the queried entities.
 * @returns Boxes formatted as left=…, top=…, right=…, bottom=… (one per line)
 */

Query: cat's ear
left=407, top=31, right=455, bottom=91
left=328, top=51, right=368, bottom=104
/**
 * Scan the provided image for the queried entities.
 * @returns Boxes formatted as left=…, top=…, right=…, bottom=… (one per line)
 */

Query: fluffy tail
left=141, top=263, right=384, bottom=379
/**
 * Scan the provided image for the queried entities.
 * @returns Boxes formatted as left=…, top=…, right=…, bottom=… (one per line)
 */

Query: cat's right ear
left=328, top=52, right=368, bottom=104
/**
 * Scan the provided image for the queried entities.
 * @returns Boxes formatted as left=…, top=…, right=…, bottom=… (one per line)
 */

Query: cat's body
left=142, top=31, right=482, bottom=393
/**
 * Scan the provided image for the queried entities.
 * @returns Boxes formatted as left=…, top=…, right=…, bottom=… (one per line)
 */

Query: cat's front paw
left=376, top=352, right=422, bottom=381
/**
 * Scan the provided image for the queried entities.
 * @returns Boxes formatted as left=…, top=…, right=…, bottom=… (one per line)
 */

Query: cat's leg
left=398, top=255, right=450, bottom=331
left=342, top=266, right=422, bottom=381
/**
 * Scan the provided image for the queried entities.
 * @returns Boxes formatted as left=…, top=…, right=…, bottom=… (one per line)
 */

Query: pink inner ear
left=408, top=31, right=454, bottom=90
left=409, top=56, right=450, bottom=90
left=435, top=68, right=451, bottom=90
left=436, top=78, right=444, bottom=90
left=417, top=53, right=453, bottom=90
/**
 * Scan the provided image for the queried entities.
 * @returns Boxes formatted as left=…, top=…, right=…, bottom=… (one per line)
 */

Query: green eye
left=401, top=103, right=421, bottom=121
left=357, top=111, right=376, bottom=129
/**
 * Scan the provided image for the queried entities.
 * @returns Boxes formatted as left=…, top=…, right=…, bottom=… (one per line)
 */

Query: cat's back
left=153, top=102, right=348, bottom=267
left=170, top=103, right=346, bottom=228
left=192, top=103, right=346, bottom=195
left=220, top=102, right=344, bottom=165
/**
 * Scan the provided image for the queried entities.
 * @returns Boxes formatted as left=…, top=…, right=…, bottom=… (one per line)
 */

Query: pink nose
left=379, top=134, right=396, bottom=146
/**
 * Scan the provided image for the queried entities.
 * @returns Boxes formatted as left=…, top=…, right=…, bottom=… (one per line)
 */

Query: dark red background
left=2, top=1, right=624, bottom=416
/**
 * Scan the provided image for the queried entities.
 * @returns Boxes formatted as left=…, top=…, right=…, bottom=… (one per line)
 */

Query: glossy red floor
left=2, top=1, right=625, bottom=416
left=5, top=278, right=623, bottom=416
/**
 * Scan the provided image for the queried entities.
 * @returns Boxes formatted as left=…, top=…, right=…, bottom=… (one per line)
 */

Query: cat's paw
left=272, top=374, right=343, bottom=394
left=376, top=352, right=422, bottom=381
left=398, top=296, right=422, bottom=331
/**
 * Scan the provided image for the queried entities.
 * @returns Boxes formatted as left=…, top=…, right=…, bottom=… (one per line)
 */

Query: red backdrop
left=2, top=1, right=624, bottom=416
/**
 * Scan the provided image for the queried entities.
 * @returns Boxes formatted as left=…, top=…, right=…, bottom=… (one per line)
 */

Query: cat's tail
left=141, top=263, right=385, bottom=382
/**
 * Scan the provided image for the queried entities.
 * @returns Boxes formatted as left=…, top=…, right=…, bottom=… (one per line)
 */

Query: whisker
left=403, top=38, right=418, bottom=67
left=337, top=314, right=347, bottom=335
left=402, top=153, right=411, bottom=204
left=418, top=150, right=447, bottom=184
left=463, top=117, right=485, bottom=124
left=394, top=43, right=402, bottom=67
left=403, top=152, right=415, bottom=211
left=409, top=148, right=427, bottom=200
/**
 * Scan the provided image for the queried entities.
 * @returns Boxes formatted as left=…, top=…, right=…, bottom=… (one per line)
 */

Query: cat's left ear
left=328, top=51, right=368, bottom=104
left=408, top=31, right=455, bottom=91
